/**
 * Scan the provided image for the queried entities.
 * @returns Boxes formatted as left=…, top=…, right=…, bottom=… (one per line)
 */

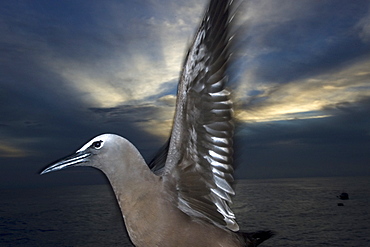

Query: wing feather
left=160, top=0, right=238, bottom=231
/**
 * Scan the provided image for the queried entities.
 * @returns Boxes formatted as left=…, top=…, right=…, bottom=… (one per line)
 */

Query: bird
left=41, top=0, right=274, bottom=246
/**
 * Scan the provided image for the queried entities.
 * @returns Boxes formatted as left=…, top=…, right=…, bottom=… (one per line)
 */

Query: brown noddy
left=41, top=0, right=274, bottom=246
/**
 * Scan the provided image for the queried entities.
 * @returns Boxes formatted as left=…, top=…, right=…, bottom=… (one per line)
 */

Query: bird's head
left=40, top=134, right=124, bottom=175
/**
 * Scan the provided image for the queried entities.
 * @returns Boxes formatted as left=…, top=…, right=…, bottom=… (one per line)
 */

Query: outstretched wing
left=162, top=0, right=238, bottom=231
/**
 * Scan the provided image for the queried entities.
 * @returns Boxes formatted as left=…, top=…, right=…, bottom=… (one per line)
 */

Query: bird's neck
left=101, top=143, right=165, bottom=246
left=102, top=142, right=160, bottom=216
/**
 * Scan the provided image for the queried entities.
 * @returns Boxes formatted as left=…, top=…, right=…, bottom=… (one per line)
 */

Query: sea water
left=1, top=176, right=369, bottom=246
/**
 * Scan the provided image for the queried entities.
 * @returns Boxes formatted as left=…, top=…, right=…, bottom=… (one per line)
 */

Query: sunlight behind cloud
left=47, top=49, right=180, bottom=108
left=237, top=58, right=370, bottom=123
left=47, top=4, right=206, bottom=108
left=137, top=118, right=173, bottom=140
left=61, top=69, right=127, bottom=108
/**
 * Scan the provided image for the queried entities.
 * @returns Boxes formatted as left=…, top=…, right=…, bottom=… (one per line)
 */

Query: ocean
left=1, top=176, right=369, bottom=246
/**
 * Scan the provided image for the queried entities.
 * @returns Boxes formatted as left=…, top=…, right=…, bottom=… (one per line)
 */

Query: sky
left=1, top=0, right=370, bottom=188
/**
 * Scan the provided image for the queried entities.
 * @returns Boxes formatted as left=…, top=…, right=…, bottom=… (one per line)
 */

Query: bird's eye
left=91, top=141, right=103, bottom=149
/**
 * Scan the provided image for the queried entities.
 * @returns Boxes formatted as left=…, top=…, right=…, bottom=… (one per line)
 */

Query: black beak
left=40, top=150, right=91, bottom=175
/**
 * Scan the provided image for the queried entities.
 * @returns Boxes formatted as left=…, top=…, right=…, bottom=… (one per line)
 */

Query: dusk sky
left=1, top=0, right=370, bottom=188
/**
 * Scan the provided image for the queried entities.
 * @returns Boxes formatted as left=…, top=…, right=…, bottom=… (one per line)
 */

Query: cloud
left=158, top=95, right=176, bottom=106
left=235, top=57, right=370, bottom=122
left=20, top=0, right=208, bottom=109
left=227, top=0, right=370, bottom=124
left=89, top=100, right=175, bottom=140
left=235, top=0, right=370, bottom=85
left=355, top=2, right=370, bottom=42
